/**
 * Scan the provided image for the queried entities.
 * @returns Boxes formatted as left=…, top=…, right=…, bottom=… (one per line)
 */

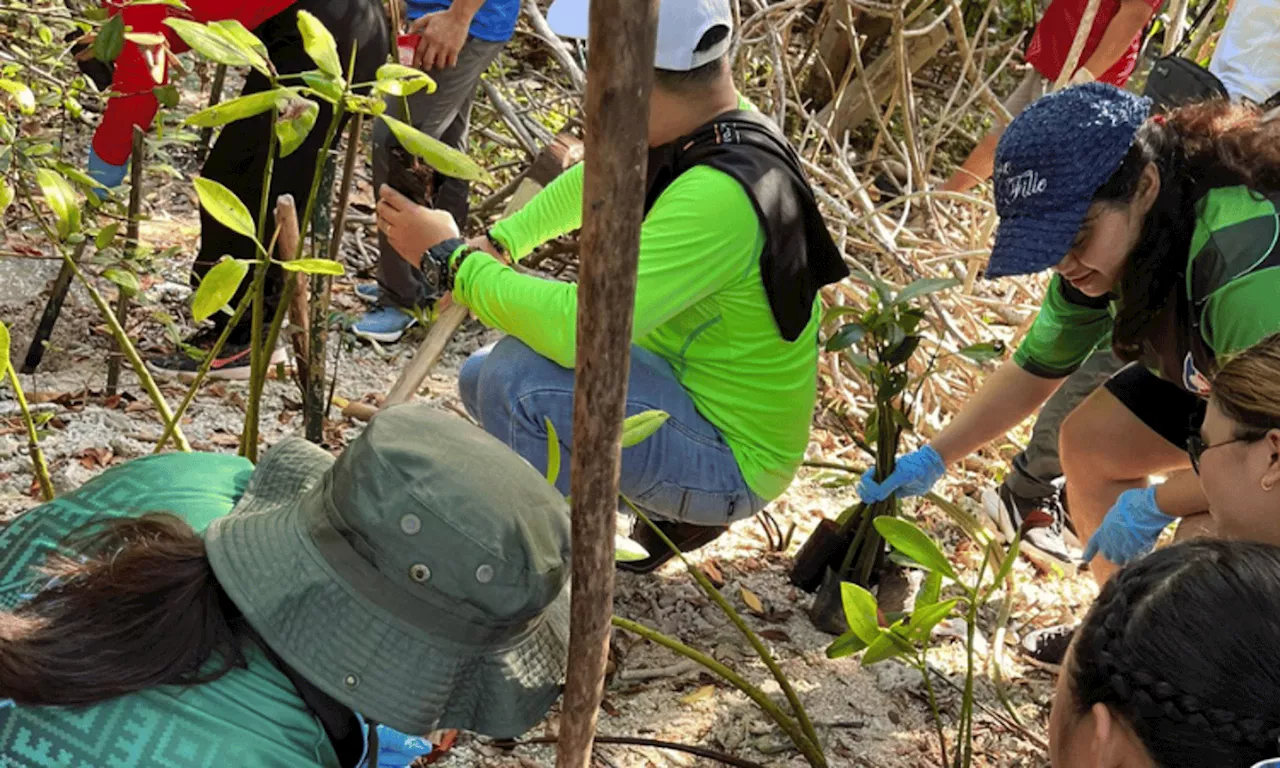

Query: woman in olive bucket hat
left=0, top=405, right=571, bottom=768
left=856, top=83, right=1280, bottom=659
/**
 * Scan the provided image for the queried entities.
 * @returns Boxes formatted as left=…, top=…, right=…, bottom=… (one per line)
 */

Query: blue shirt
left=406, top=0, right=520, bottom=43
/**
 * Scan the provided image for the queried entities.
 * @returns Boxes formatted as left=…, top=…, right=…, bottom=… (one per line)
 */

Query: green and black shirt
left=1013, top=185, right=1280, bottom=393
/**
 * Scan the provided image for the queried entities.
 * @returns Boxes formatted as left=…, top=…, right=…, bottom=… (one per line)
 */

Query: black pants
left=194, top=0, right=389, bottom=344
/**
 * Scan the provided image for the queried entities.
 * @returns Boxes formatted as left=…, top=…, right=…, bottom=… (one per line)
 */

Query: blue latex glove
left=370, top=723, right=432, bottom=768
left=857, top=445, right=946, bottom=503
left=87, top=147, right=128, bottom=199
left=1082, top=486, right=1176, bottom=565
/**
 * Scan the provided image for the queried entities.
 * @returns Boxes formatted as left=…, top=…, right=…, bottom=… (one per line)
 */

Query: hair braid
left=1070, top=542, right=1280, bottom=763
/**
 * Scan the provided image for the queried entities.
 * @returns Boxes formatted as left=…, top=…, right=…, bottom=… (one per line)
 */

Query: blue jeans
left=459, top=337, right=766, bottom=525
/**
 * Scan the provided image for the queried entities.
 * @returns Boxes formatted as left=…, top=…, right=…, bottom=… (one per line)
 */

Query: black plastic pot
left=789, top=518, right=853, bottom=593
left=808, top=566, right=854, bottom=636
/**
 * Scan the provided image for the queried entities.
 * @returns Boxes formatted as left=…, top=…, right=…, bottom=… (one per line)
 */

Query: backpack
left=1143, top=56, right=1229, bottom=110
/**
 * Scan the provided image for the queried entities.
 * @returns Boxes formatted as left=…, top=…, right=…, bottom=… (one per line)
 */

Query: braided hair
left=1069, top=540, right=1280, bottom=765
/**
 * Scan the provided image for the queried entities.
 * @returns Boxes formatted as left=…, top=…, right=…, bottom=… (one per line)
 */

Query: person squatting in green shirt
left=0, top=406, right=571, bottom=768
left=375, top=0, right=847, bottom=571
left=857, top=84, right=1280, bottom=624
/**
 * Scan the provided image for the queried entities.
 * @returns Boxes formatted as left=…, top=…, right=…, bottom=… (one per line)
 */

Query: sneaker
left=983, top=482, right=1079, bottom=566
left=149, top=339, right=287, bottom=381
left=1021, top=623, right=1077, bottom=666
left=355, top=283, right=381, bottom=304
left=352, top=305, right=416, bottom=343
left=617, top=517, right=730, bottom=574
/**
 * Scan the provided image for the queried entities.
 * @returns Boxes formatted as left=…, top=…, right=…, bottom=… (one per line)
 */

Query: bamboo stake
left=196, top=64, right=228, bottom=164
left=556, top=1, right=658, bottom=765
left=106, top=127, right=145, bottom=395
left=1053, top=0, right=1103, bottom=90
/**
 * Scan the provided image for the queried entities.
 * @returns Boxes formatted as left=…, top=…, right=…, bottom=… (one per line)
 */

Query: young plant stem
left=154, top=288, right=255, bottom=453
left=916, top=653, right=949, bottom=768
left=106, top=126, right=145, bottom=395
left=6, top=368, right=54, bottom=501
left=241, top=104, right=282, bottom=462
left=623, top=497, right=826, bottom=765
left=611, top=616, right=825, bottom=767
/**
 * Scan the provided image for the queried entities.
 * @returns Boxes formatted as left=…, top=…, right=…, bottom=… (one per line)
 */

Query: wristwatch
left=417, top=237, right=468, bottom=305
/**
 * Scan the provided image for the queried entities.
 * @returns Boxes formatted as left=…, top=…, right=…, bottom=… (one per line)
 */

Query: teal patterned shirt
left=0, top=453, right=342, bottom=768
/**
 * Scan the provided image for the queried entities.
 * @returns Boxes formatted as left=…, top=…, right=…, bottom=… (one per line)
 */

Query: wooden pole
left=556, top=2, right=657, bottom=767
left=106, top=127, right=145, bottom=395
left=197, top=64, right=227, bottom=165
left=1054, top=0, right=1103, bottom=90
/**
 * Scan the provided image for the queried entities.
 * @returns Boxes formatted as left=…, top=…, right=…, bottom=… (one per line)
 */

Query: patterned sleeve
left=1012, top=273, right=1114, bottom=378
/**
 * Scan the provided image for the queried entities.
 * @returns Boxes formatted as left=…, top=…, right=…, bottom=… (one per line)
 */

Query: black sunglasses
left=1187, top=431, right=1269, bottom=474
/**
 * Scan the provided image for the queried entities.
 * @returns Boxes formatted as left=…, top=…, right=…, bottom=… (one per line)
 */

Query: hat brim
left=985, top=199, right=1091, bottom=279
left=206, top=439, right=569, bottom=739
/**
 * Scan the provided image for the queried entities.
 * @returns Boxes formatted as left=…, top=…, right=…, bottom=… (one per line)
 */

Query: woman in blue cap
left=857, top=82, right=1280, bottom=660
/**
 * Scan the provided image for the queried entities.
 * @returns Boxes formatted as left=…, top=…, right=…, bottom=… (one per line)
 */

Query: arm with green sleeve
left=452, top=165, right=759, bottom=367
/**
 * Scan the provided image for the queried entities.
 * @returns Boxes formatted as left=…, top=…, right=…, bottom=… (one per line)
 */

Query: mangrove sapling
left=162, top=14, right=488, bottom=457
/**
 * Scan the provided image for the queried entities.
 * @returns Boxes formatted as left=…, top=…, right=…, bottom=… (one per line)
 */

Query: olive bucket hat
left=205, top=405, right=571, bottom=739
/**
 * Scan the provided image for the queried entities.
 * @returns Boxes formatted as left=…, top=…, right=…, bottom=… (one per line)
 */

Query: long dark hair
left=1095, top=101, right=1280, bottom=361
left=0, top=514, right=247, bottom=706
left=1069, top=539, right=1280, bottom=764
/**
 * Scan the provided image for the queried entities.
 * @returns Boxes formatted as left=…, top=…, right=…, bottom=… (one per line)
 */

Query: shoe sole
left=355, top=288, right=381, bottom=305
left=351, top=320, right=415, bottom=344
left=148, top=348, right=288, bottom=382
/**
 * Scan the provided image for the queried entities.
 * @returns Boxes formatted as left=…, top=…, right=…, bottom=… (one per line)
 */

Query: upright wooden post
left=557, top=1, right=658, bottom=767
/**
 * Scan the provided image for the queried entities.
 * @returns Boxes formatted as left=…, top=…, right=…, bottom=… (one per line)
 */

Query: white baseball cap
left=547, top=0, right=734, bottom=72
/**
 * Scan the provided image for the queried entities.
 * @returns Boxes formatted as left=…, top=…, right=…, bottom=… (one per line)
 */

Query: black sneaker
left=1021, top=623, right=1077, bottom=665
left=149, top=338, right=287, bottom=381
left=617, top=518, right=730, bottom=574
left=984, top=482, right=1079, bottom=566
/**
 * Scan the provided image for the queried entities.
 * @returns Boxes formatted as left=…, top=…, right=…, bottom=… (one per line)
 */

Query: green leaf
left=987, top=533, right=1022, bottom=600
left=918, top=570, right=943, bottom=609
left=839, top=582, right=882, bottom=644
left=905, top=598, right=958, bottom=643
left=103, top=267, right=141, bottom=296
left=279, top=258, right=344, bottom=276
left=861, top=626, right=914, bottom=665
left=153, top=83, right=180, bottom=108
left=96, top=223, right=121, bottom=249
left=164, top=19, right=252, bottom=67
left=958, top=341, right=1006, bottom=364
left=374, top=63, right=436, bottom=97
left=54, top=163, right=106, bottom=191
left=0, top=79, right=35, bottom=115
left=826, top=630, right=869, bottom=659
left=296, top=10, right=342, bottom=78
left=850, top=263, right=894, bottom=307
left=0, top=181, right=13, bottom=219
left=0, top=320, right=9, bottom=380
left=545, top=417, right=561, bottom=487
left=124, top=32, right=166, bottom=46
left=191, top=258, right=249, bottom=321
left=379, top=115, right=491, bottom=182
left=825, top=323, right=865, bottom=352
left=193, top=177, right=256, bottom=240
left=35, top=169, right=80, bottom=240
left=621, top=410, right=669, bottom=448
left=883, top=335, right=922, bottom=367
left=93, top=14, right=125, bottom=62
left=274, top=97, right=318, bottom=158
left=894, top=277, right=960, bottom=306
left=301, top=72, right=343, bottom=103
left=615, top=534, right=649, bottom=563
left=874, top=517, right=958, bottom=581
left=208, top=20, right=270, bottom=75
left=821, top=304, right=862, bottom=325
left=185, top=88, right=286, bottom=128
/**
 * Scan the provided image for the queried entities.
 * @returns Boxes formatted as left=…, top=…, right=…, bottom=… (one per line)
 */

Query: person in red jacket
left=82, top=0, right=389, bottom=378
left=939, top=0, right=1161, bottom=195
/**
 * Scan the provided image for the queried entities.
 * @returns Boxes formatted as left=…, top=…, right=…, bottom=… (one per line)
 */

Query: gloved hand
left=87, top=147, right=128, bottom=199
left=1068, top=67, right=1096, bottom=87
left=372, top=723, right=432, bottom=768
left=857, top=445, right=946, bottom=503
left=1082, top=486, right=1176, bottom=565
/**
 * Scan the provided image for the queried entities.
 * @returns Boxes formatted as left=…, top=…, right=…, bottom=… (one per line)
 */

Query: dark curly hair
left=1068, top=539, right=1280, bottom=765
left=1092, top=101, right=1280, bottom=362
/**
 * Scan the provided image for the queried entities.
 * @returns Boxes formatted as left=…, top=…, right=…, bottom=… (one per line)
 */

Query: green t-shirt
left=1013, top=186, right=1280, bottom=384
left=0, top=453, right=341, bottom=768
left=458, top=131, right=820, bottom=500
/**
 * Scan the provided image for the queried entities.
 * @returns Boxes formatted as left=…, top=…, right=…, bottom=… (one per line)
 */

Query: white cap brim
left=547, top=0, right=733, bottom=72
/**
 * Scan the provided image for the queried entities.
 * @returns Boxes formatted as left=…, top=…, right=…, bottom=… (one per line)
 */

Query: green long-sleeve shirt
left=453, top=162, right=820, bottom=500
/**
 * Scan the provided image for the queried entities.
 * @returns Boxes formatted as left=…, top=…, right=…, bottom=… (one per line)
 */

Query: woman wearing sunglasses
left=1192, top=333, right=1280, bottom=542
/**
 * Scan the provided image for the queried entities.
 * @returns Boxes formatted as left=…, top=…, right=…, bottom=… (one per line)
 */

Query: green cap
left=205, top=405, right=571, bottom=738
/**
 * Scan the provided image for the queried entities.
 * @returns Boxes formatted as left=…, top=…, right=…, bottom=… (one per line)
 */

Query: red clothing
left=93, top=0, right=294, bottom=165
left=1024, top=0, right=1159, bottom=87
